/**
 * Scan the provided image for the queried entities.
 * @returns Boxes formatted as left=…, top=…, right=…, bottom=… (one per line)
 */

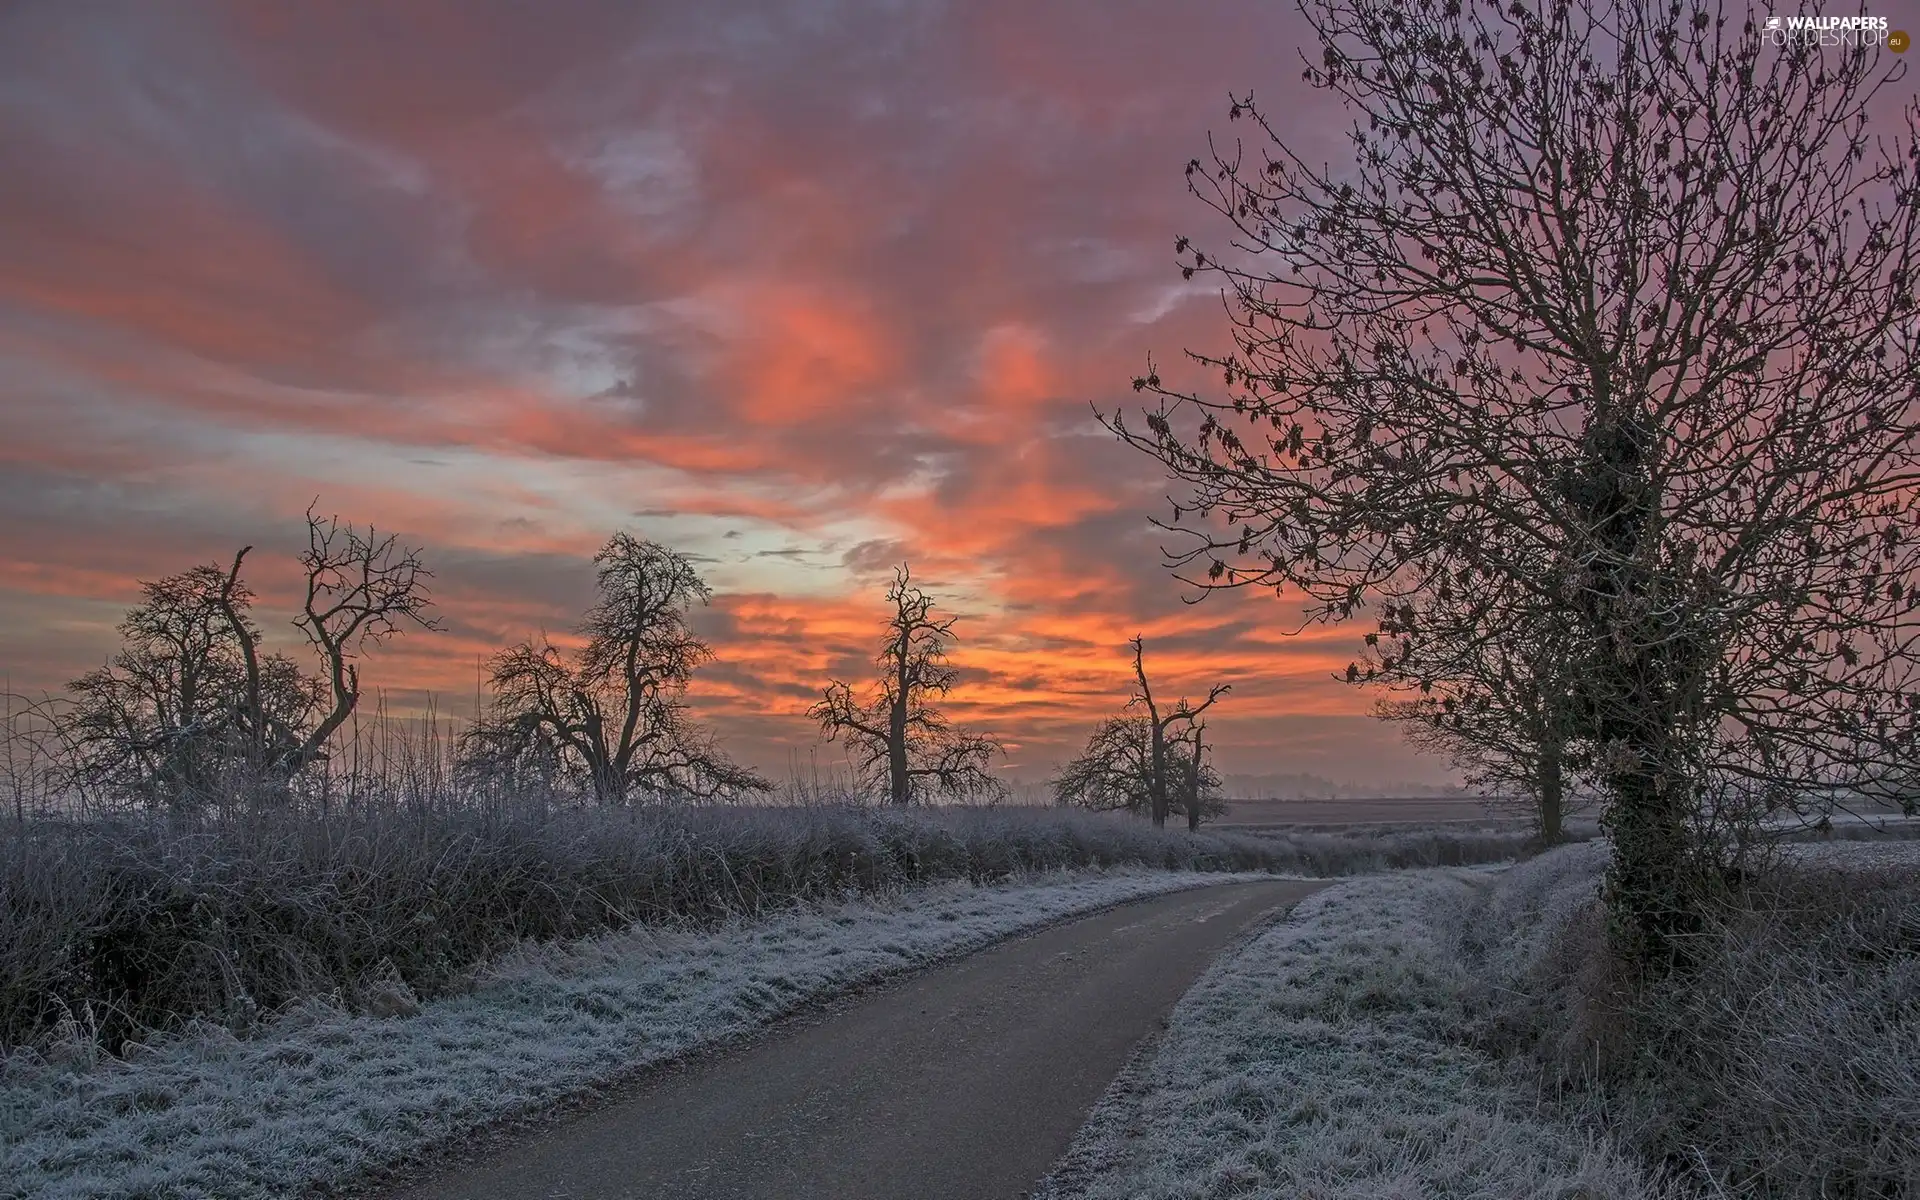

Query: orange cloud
left=973, top=324, right=1059, bottom=411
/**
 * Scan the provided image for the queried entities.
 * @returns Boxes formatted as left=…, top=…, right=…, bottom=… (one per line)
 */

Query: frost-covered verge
left=1037, top=865, right=1670, bottom=1200
left=1470, top=841, right=1920, bottom=1198
left=1036, top=836, right=1920, bottom=1200
left=1784, top=833, right=1920, bottom=869
left=0, top=803, right=1530, bottom=1053
left=0, top=868, right=1275, bottom=1200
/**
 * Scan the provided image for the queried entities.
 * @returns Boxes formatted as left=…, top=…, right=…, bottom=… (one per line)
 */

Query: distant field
left=1213, top=795, right=1516, bottom=827
left=1214, top=795, right=1919, bottom=833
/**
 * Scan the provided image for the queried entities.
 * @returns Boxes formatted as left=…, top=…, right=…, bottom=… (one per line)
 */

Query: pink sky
left=22, top=0, right=1860, bottom=789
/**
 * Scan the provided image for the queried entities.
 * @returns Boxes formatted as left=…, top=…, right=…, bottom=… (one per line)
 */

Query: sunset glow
left=0, top=0, right=1465, bottom=789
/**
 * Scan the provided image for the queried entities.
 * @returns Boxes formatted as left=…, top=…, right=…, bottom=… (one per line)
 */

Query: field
left=0, top=800, right=1527, bottom=1200
left=9, top=793, right=1916, bottom=1198
left=1212, top=794, right=1519, bottom=828
left=1, top=867, right=1289, bottom=1199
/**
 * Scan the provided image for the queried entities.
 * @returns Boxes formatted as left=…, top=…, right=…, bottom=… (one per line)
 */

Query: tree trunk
left=1185, top=726, right=1205, bottom=832
left=592, top=760, right=625, bottom=807
left=1598, top=722, right=1697, bottom=969
left=888, top=695, right=911, bottom=806
left=1571, top=407, right=1702, bottom=972
left=1537, top=735, right=1563, bottom=844
left=1148, top=722, right=1168, bottom=828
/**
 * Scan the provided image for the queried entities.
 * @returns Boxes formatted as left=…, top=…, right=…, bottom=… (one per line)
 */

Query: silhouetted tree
left=1121, top=637, right=1228, bottom=821
left=280, top=508, right=440, bottom=778
left=1054, top=638, right=1228, bottom=828
left=1176, top=720, right=1228, bottom=831
left=462, top=534, right=768, bottom=806
left=810, top=565, right=1006, bottom=805
left=1372, top=578, right=1586, bottom=843
left=1053, top=714, right=1156, bottom=814
left=1110, top=0, right=1920, bottom=967
left=61, top=506, right=436, bottom=812
left=1131, top=636, right=1229, bottom=829
left=67, top=564, right=285, bottom=812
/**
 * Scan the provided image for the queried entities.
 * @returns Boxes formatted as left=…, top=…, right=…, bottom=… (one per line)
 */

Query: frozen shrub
left=0, top=803, right=1532, bottom=1052
left=1464, top=843, right=1920, bottom=1198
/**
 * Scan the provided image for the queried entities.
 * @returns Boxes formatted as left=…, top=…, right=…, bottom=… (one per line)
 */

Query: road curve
left=382, top=878, right=1327, bottom=1200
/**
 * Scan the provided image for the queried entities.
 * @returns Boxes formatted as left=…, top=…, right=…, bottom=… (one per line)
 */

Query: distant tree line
left=37, top=518, right=1236, bottom=823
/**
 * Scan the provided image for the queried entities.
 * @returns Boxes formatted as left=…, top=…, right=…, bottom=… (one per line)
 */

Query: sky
left=20, top=0, right=1900, bottom=792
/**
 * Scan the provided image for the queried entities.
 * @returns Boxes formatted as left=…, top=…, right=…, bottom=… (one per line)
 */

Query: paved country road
left=377, top=878, right=1327, bottom=1200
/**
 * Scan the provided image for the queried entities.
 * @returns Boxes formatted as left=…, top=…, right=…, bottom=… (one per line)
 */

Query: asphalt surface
left=383, top=878, right=1327, bottom=1200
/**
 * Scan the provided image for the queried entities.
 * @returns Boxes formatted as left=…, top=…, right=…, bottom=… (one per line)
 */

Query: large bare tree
left=1129, top=636, right=1229, bottom=828
left=1110, top=0, right=1920, bottom=966
left=1176, top=719, right=1227, bottom=831
left=1052, top=713, right=1226, bottom=827
left=1053, top=638, right=1229, bottom=828
left=65, top=564, right=299, bottom=812
left=60, top=506, right=437, bottom=812
left=276, top=507, right=440, bottom=779
left=810, top=565, right=1006, bottom=805
left=462, top=534, right=768, bottom=805
left=1052, top=714, right=1159, bottom=815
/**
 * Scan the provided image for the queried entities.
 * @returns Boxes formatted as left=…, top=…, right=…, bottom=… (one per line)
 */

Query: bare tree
left=1381, top=690, right=1579, bottom=839
left=1371, top=575, right=1587, bottom=842
left=1053, top=714, right=1157, bottom=814
left=58, top=507, right=434, bottom=812
left=810, top=565, right=1006, bottom=805
left=1130, top=636, right=1229, bottom=829
left=1054, top=638, right=1229, bottom=828
left=1052, top=714, right=1226, bottom=825
left=64, top=565, right=258, bottom=813
left=1110, top=0, right=1920, bottom=967
left=1175, top=720, right=1228, bottom=831
left=282, top=507, right=440, bottom=778
left=462, top=534, right=768, bottom=805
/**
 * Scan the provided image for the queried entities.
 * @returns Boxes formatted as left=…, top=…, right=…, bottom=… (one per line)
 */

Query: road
left=381, top=878, right=1326, bottom=1200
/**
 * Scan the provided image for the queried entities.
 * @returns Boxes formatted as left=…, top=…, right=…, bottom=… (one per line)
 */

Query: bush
left=0, top=804, right=1533, bottom=1054
left=1464, top=843, right=1920, bottom=1198
left=1612, top=863, right=1920, bottom=1196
